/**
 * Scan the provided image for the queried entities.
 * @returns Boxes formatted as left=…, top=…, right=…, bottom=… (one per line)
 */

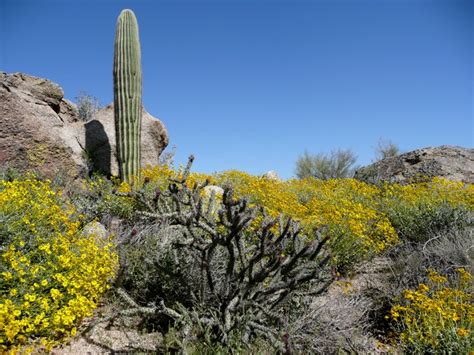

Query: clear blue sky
left=1, top=0, right=472, bottom=178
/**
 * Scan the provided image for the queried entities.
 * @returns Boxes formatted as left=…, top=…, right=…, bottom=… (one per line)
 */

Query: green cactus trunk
left=113, top=9, right=142, bottom=184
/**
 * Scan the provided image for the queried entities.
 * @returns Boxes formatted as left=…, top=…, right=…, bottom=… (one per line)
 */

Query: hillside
left=1, top=152, right=473, bottom=353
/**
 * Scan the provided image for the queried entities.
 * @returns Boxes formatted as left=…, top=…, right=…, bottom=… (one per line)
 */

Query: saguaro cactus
left=113, top=9, right=142, bottom=183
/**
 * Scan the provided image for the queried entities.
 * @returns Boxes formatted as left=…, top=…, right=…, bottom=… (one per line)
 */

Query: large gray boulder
left=0, top=72, right=168, bottom=178
left=354, top=146, right=474, bottom=185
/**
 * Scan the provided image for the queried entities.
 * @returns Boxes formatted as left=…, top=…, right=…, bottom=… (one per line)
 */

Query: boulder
left=0, top=72, right=168, bottom=178
left=0, top=72, right=81, bottom=178
left=354, top=146, right=474, bottom=185
left=81, top=221, right=108, bottom=245
left=262, top=170, right=280, bottom=181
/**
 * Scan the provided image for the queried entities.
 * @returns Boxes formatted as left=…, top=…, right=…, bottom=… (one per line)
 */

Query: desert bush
left=120, top=223, right=197, bottom=308
left=68, top=175, right=138, bottom=222
left=387, top=225, right=473, bottom=294
left=216, top=172, right=398, bottom=271
left=136, top=167, right=398, bottom=272
left=112, top=158, right=335, bottom=352
left=295, top=149, right=357, bottom=180
left=0, top=178, right=117, bottom=352
left=75, top=91, right=100, bottom=121
left=384, top=201, right=471, bottom=243
left=389, top=268, right=473, bottom=353
left=374, top=139, right=400, bottom=161
left=381, top=178, right=473, bottom=243
left=122, top=165, right=400, bottom=273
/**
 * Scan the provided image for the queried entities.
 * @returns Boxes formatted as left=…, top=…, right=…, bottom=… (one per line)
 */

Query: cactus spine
left=113, top=9, right=142, bottom=183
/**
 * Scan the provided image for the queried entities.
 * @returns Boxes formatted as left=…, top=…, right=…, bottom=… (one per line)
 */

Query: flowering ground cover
left=0, top=179, right=117, bottom=352
left=1, top=168, right=472, bottom=352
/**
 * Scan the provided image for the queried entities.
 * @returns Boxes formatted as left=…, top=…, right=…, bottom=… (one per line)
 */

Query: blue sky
left=1, top=0, right=472, bottom=178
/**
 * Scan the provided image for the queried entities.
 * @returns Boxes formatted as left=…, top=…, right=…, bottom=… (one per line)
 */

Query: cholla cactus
left=113, top=9, right=142, bottom=183
left=114, top=156, right=334, bottom=350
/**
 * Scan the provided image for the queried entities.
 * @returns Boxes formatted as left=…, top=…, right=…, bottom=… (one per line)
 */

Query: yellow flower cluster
left=142, top=165, right=180, bottom=189
left=217, top=170, right=307, bottom=217
left=142, top=165, right=216, bottom=190
left=288, top=178, right=398, bottom=253
left=0, top=179, right=118, bottom=352
left=379, top=177, right=474, bottom=242
left=138, top=166, right=473, bottom=269
left=213, top=172, right=398, bottom=267
left=382, top=177, right=474, bottom=210
left=389, top=268, right=473, bottom=352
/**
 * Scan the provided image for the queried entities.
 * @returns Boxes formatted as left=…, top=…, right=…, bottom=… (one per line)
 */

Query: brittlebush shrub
left=381, top=178, right=473, bottom=242
left=389, top=268, right=473, bottom=353
left=0, top=179, right=117, bottom=352
left=215, top=171, right=398, bottom=270
left=287, top=177, right=398, bottom=268
left=142, top=164, right=216, bottom=190
left=123, top=166, right=472, bottom=272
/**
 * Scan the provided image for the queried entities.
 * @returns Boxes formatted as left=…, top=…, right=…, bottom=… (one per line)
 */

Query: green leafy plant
left=381, top=178, right=473, bottom=243
left=295, top=149, right=357, bottom=180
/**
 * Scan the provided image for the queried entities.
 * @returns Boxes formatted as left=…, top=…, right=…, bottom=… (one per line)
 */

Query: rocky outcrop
left=355, top=146, right=474, bottom=185
left=0, top=72, right=168, bottom=178
left=0, top=72, right=81, bottom=178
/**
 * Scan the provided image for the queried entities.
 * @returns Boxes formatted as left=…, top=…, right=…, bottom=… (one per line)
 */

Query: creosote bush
left=0, top=178, right=117, bottom=352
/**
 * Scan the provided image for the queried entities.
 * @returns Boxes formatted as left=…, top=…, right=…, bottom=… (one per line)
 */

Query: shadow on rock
left=85, top=120, right=111, bottom=177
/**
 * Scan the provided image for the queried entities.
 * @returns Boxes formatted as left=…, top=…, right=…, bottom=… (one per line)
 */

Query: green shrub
left=381, top=178, right=473, bottom=243
left=75, top=91, right=100, bottom=122
left=295, top=149, right=357, bottom=180
left=68, top=175, right=138, bottom=222
left=384, top=201, right=471, bottom=242
left=122, top=224, right=197, bottom=308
